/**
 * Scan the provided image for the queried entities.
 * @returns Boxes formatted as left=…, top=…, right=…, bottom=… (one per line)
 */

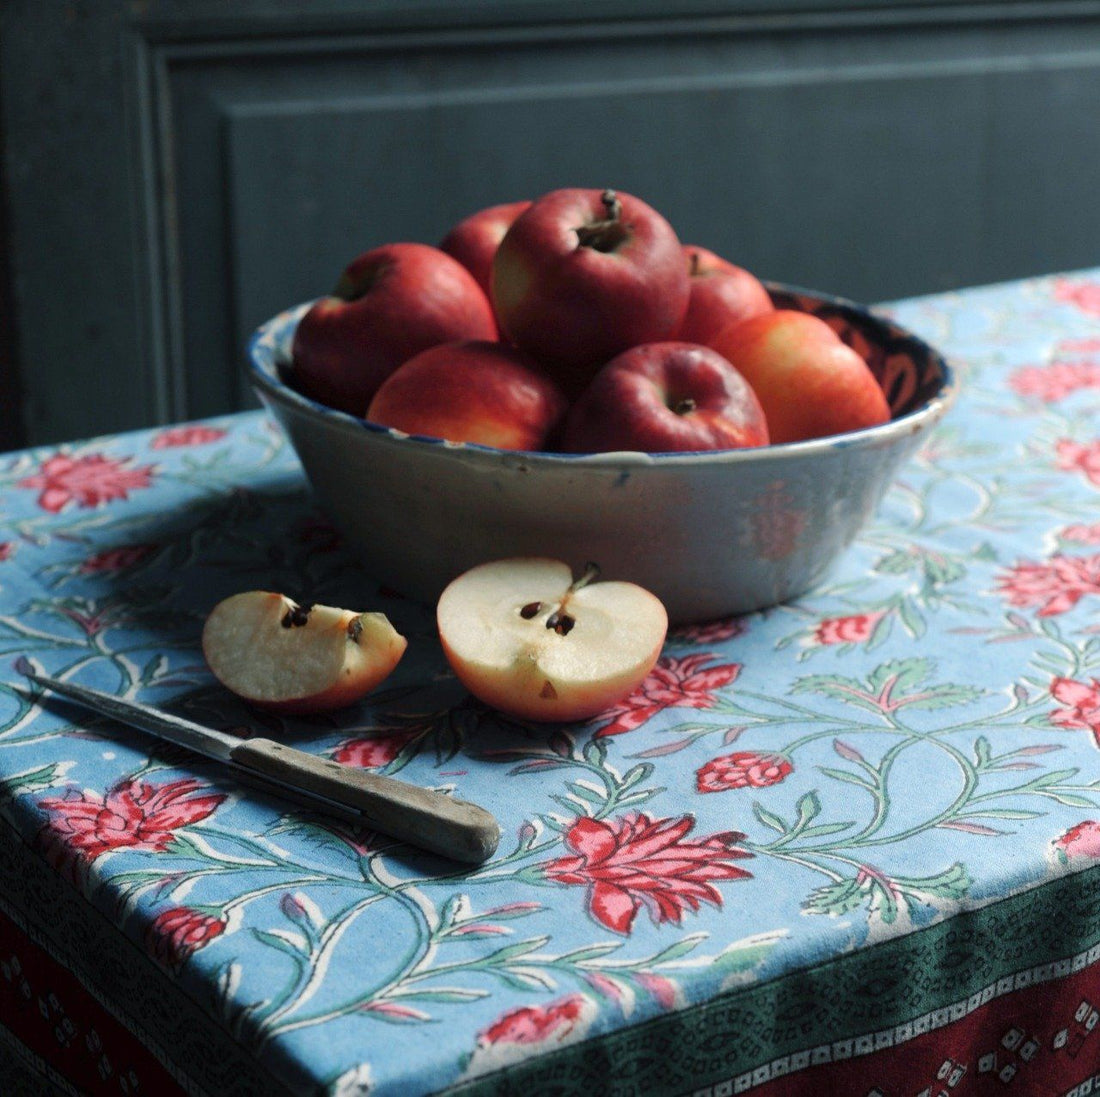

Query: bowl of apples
left=248, top=188, right=955, bottom=625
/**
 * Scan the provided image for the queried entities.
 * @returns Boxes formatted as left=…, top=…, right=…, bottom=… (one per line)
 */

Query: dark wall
left=0, top=84, right=24, bottom=454
left=4, top=0, right=1100, bottom=448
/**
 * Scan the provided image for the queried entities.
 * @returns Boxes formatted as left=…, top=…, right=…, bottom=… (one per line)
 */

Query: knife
left=20, top=671, right=500, bottom=864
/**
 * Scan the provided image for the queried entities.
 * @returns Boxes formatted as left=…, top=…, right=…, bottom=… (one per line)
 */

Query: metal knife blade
left=21, top=671, right=500, bottom=864
left=23, top=671, right=241, bottom=760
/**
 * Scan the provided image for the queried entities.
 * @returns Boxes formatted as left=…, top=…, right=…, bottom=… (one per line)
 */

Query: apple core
left=436, top=558, right=668, bottom=722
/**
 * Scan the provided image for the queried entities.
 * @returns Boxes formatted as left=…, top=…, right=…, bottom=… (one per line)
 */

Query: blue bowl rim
left=247, top=281, right=958, bottom=469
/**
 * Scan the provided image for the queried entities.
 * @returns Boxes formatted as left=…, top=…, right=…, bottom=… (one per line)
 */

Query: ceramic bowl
left=247, top=285, right=956, bottom=624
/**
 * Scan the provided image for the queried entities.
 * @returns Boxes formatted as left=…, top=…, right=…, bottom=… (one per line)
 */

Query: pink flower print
left=584, top=970, right=629, bottom=1004
left=0, top=542, right=14, bottom=562
left=150, top=425, right=228, bottom=448
left=80, top=544, right=156, bottom=573
left=1056, top=439, right=1100, bottom=488
left=997, top=554, right=1100, bottom=616
left=1050, top=677, right=1100, bottom=746
left=17, top=453, right=155, bottom=512
left=635, top=972, right=680, bottom=1009
left=855, top=863, right=901, bottom=898
left=52, top=598, right=125, bottom=637
left=481, top=995, right=589, bottom=1047
left=146, top=906, right=226, bottom=970
left=463, top=994, right=596, bottom=1079
left=1054, top=278, right=1100, bottom=316
left=333, top=731, right=418, bottom=768
left=1010, top=341, right=1100, bottom=402
left=543, top=813, right=752, bottom=934
left=814, top=611, right=885, bottom=646
left=593, top=654, right=740, bottom=738
left=1054, top=820, right=1100, bottom=863
left=1061, top=523, right=1100, bottom=545
left=1010, top=363, right=1100, bottom=401
left=38, top=777, right=225, bottom=882
left=670, top=617, right=745, bottom=644
left=696, top=751, right=792, bottom=793
left=1060, top=337, right=1100, bottom=354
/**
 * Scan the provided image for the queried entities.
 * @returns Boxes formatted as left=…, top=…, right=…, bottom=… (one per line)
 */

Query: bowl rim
left=247, top=281, right=959, bottom=469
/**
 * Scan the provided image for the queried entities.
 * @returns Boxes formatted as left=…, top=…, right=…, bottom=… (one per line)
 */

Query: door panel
left=4, top=2, right=1100, bottom=444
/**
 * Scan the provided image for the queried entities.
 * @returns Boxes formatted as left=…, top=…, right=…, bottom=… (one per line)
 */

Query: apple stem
left=689, top=250, right=701, bottom=278
left=672, top=397, right=697, bottom=416
left=544, top=562, right=600, bottom=636
left=570, top=561, right=601, bottom=594
left=333, top=260, right=386, bottom=302
left=574, top=190, right=630, bottom=253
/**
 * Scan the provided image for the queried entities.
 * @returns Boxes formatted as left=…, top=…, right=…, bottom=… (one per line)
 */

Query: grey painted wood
left=3, top=1, right=1100, bottom=446
left=0, top=3, right=163, bottom=450
left=0, top=121, right=24, bottom=454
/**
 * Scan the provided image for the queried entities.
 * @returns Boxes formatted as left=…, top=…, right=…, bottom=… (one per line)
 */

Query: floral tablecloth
left=3, top=270, right=1100, bottom=1097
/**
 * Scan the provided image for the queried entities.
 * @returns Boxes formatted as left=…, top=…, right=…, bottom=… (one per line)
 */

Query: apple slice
left=202, top=591, right=407, bottom=713
left=437, top=559, right=668, bottom=723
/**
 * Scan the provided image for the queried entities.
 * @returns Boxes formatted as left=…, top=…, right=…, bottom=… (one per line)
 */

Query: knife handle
left=229, top=738, right=500, bottom=864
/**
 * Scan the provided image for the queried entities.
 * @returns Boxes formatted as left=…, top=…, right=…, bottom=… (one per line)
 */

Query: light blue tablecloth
left=2, top=270, right=1100, bottom=1096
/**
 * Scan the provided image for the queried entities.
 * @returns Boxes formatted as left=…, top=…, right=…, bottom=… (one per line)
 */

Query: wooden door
left=3, top=1, right=1100, bottom=446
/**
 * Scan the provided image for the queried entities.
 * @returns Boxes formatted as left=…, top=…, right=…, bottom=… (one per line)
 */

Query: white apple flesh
left=437, top=559, right=668, bottom=723
left=202, top=591, right=407, bottom=713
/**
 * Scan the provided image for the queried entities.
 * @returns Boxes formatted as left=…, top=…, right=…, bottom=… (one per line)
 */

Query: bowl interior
left=766, top=284, right=947, bottom=419
left=246, top=284, right=955, bottom=622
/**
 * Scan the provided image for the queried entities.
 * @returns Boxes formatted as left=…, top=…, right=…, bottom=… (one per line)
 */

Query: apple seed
left=544, top=611, right=576, bottom=636
left=542, top=562, right=600, bottom=635
left=281, top=602, right=313, bottom=628
left=519, top=601, right=542, bottom=619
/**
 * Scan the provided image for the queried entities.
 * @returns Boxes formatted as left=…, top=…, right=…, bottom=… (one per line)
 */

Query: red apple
left=440, top=200, right=531, bottom=298
left=367, top=341, right=568, bottom=451
left=202, top=592, right=407, bottom=713
left=290, top=243, right=498, bottom=416
left=437, top=558, right=667, bottom=723
left=560, top=341, right=769, bottom=454
left=677, top=245, right=774, bottom=347
left=491, top=188, right=690, bottom=391
left=710, top=310, right=891, bottom=444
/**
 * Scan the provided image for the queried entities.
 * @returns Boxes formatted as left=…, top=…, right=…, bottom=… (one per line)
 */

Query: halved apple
left=202, top=591, right=407, bottom=713
left=436, top=558, right=667, bottom=723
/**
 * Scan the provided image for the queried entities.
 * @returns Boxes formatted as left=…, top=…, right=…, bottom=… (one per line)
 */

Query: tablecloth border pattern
left=1, top=1024, right=82, bottom=1097
left=0, top=893, right=204, bottom=1097
left=0, top=814, right=295, bottom=1097
left=10, top=815, right=1100, bottom=1097
left=443, top=862, right=1100, bottom=1095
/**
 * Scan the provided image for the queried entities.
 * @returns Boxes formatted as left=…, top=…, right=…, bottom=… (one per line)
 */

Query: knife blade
left=20, top=671, right=500, bottom=864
